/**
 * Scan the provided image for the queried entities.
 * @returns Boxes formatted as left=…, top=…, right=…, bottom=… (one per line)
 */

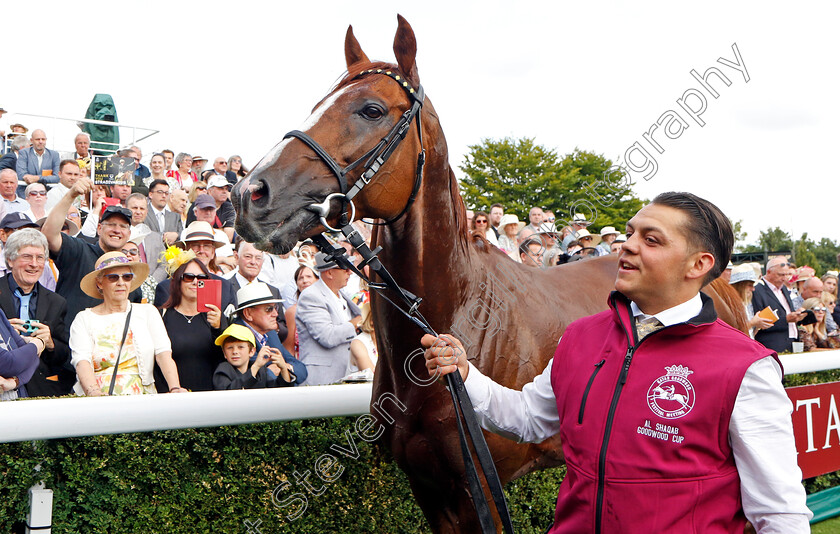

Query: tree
left=459, top=137, right=644, bottom=230
left=742, top=227, right=793, bottom=254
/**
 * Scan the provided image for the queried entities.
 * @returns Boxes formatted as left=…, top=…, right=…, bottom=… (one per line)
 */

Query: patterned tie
left=635, top=314, right=663, bottom=341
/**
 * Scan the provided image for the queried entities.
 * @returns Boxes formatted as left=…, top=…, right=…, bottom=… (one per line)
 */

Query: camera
left=22, top=320, right=38, bottom=334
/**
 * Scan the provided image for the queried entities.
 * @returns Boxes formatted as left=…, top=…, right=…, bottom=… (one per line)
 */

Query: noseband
left=283, top=68, right=426, bottom=230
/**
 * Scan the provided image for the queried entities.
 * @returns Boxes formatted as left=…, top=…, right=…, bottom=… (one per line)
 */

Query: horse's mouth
left=234, top=177, right=329, bottom=254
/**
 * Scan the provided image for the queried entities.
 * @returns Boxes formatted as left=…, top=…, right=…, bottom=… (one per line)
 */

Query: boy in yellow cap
left=213, top=324, right=294, bottom=389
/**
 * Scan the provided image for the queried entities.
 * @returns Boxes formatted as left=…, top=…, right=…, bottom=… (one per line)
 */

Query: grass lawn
left=812, top=515, right=840, bottom=533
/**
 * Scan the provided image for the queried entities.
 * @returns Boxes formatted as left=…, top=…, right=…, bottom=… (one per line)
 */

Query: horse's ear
left=345, top=25, right=370, bottom=69
left=393, top=14, right=420, bottom=87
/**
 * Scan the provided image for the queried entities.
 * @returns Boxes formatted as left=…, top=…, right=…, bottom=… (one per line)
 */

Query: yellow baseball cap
left=215, top=324, right=256, bottom=347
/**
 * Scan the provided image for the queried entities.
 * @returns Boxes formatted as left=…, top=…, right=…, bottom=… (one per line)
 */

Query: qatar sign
left=787, top=381, right=840, bottom=479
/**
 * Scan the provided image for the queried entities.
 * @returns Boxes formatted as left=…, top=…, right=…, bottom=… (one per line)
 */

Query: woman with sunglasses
left=470, top=210, right=498, bottom=246
left=798, top=297, right=839, bottom=351
left=156, top=251, right=226, bottom=391
left=24, top=183, right=48, bottom=220
left=71, top=252, right=185, bottom=396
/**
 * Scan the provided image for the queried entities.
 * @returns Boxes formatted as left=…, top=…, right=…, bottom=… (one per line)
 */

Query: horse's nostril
left=250, top=180, right=268, bottom=203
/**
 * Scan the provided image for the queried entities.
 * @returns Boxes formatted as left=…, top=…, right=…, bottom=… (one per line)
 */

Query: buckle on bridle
left=306, top=192, right=355, bottom=232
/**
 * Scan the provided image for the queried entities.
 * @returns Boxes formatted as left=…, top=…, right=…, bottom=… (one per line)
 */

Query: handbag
left=108, top=305, right=133, bottom=396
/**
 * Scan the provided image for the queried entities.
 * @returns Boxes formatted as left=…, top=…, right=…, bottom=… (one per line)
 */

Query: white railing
left=0, top=384, right=372, bottom=444
left=0, top=350, right=837, bottom=445
left=780, top=350, right=840, bottom=375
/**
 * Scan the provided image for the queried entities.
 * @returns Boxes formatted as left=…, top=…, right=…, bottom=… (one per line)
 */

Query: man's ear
left=686, top=251, right=715, bottom=283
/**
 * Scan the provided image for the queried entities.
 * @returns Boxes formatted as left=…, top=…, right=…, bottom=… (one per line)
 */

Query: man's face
left=149, top=184, right=170, bottom=210
left=236, top=242, right=264, bottom=282
left=610, top=241, right=623, bottom=254
left=0, top=172, right=18, bottom=199
left=617, top=204, right=706, bottom=314
left=325, top=267, right=351, bottom=289
left=489, top=206, right=503, bottom=225
left=529, top=208, right=543, bottom=226
left=192, top=159, right=206, bottom=173
left=521, top=242, right=544, bottom=267
left=170, top=190, right=189, bottom=213
left=111, top=184, right=131, bottom=201
left=244, top=303, right=279, bottom=334
left=31, top=130, right=47, bottom=152
left=75, top=135, right=90, bottom=156
left=213, top=158, right=227, bottom=174
left=98, top=216, right=131, bottom=251
left=208, top=184, right=230, bottom=204
left=126, top=197, right=148, bottom=225
left=802, top=279, right=824, bottom=300
left=188, top=240, right=216, bottom=265
left=58, top=163, right=81, bottom=188
left=765, top=261, right=792, bottom=287
left=195, top=206, right=217, bottom=224
left=9, top=245, right=46, bottom=289
left=150, top=156, right=165, bottom=175
left=163, top=152, right=174, bottom=169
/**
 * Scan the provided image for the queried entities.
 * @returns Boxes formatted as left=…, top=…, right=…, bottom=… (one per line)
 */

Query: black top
left=52, top=233, right=143, bottom=325
left=155, top=308, right=225, bottom=392
left=213, top=361, right=292, bottom=390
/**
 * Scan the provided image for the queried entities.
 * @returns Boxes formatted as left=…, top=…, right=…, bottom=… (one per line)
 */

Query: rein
left=284, top=69, right=514, bottom=534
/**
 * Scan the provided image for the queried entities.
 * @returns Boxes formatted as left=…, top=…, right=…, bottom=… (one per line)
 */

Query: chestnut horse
left=233, top=16, right=746, bottom=532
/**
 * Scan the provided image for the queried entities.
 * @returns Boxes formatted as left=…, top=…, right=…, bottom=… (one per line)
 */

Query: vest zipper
left=577, top=359, right=606, bottom=424
left=595, top=344, right=635, bottom=534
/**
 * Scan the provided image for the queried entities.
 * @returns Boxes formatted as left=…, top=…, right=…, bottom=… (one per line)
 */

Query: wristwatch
left=11, top=376, right=20, bottom=390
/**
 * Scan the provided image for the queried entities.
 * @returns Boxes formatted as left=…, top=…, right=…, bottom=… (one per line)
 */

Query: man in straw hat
left=232, top=282, right=306, bottom=385
left=296, top=252, right=362, bottom=385
left=152, top=221, right=237, bottom=312
left=423, top=192, right=810, bottom=532
left=42, top=177, right=143, bottom=323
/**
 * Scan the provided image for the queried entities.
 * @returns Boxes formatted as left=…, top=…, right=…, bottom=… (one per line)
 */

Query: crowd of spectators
left=0, top=120, right=835, bottom=400
left=468, top=203, right=626, bottom=268
left=727, top=257, right=840, bottom=354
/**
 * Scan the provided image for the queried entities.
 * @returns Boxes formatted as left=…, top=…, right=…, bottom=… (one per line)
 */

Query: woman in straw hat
left=496, top=213, right=521, bottom=260
left=729, top=264, right=773, bottom=339
left=71, top=252, right=185, bottom=396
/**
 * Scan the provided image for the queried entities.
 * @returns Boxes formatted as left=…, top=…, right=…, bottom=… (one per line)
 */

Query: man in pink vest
left=423, top=192, right=811, bottom=533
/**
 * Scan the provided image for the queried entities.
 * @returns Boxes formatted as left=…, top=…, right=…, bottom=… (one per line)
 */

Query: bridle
left=283, top=68, right=515, bottom=534
left=283, top=67, right=426, bottom=230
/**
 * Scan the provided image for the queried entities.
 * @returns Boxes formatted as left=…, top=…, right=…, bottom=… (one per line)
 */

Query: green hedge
left=0, top=418, right=564, bottom=533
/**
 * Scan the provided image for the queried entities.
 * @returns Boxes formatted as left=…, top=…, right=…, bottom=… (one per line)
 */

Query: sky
left=5, top=1, right=838, bottom=246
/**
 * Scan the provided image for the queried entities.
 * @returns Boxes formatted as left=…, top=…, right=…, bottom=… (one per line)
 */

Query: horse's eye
left=360, top=104, right=385, bottom=120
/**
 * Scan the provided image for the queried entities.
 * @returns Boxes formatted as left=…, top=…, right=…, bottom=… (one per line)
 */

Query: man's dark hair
left=651, top=191, right=733, bottom=285
left=148, top=179, right=168, bottom=192
left=490, top=203, right=504, bottom=210
left=59, top=159, right=80, bottom=172
left=518, top=237, right=543, bottom=256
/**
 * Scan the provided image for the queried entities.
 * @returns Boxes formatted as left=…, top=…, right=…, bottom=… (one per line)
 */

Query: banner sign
left=787, top=381, right=840, bottom=479
left=93, top=155, right=135, bottom=186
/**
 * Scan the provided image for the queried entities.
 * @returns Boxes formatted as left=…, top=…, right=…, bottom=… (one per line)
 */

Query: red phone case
left=196, top=279, right=222, bottom=313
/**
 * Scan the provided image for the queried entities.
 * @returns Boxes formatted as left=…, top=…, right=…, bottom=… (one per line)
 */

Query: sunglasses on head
left=813, top=307, right=827, bottom=312
left=103, top=273, right=135, bottom=283
left=182, top=273, right=210, bottom=282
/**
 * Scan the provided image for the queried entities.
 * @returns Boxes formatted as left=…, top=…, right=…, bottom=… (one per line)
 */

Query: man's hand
left=750, top=315, right=774, bottom=331
left=163, top=231, right=179, bottom=246
left=421, top=334, right=469, bottom=381
left=24, top=174, right=41, bottom=185
left=787, top=309, right=807, bottom=323
left=69, top=177, right=93, bottom=199
left=32, top=322, right=54, bottom=350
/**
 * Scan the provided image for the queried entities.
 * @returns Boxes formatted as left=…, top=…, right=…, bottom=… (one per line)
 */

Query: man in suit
left=232, top=283, right=306, bottom=386
left=143, top=179, right=183, bottom=283
left=0, top=136, right=31, bottom=173
left=16, top=129, right=61, bottom=185
left=225, top=238, right=287, bottom=341
left=752, top=256, right=806, bottom=353
left=296, top=252, right=362, bottom=385
left=0, top=228, right=71, bottom=396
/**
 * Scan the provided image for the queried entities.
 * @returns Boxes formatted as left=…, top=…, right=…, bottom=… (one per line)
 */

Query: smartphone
left=196, top=279, right=222, bottom=313
left=23, top=320, right=39, bottom=334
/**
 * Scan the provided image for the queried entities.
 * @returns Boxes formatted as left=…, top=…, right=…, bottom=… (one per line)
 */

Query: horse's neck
left=376, top=163, right=472, bottom=300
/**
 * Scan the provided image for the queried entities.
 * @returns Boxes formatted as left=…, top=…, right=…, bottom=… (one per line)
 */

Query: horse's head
left=233, top=15, right=429, bottom=253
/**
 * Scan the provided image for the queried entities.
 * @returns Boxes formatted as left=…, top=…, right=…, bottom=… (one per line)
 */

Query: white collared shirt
left=463, top=294, right=811, bottom=532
